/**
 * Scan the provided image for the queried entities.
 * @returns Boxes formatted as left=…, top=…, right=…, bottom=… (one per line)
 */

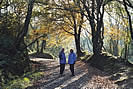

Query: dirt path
left=26, top=59, right=118, bottom=89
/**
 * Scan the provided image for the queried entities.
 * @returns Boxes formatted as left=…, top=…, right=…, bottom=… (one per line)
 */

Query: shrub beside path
left=26, top=59, right=118, bottom=89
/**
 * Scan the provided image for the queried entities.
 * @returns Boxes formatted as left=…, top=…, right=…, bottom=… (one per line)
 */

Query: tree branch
left=123, top=0, right=133, bottom=40
left=23, top=35, right=46, bottom=50
left=61, top=26, right=74, bottom=35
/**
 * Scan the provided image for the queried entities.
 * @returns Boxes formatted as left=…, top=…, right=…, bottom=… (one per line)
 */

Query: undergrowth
left=1, top=69, right=44, bottom=89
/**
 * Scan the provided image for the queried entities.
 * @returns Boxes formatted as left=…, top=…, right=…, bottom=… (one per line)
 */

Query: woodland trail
left=26, top=58, right=118, bottom=89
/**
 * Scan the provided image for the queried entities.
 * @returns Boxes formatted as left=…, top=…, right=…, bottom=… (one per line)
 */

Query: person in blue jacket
left=59, top=48, right=66, bottom=75
left=68, top=49, right=77, bottom=76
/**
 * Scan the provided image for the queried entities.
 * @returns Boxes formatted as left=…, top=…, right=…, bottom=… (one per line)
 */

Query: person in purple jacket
left=68, top=49, right=77, bottom=76
left=59, top=48, right=66, bottom=75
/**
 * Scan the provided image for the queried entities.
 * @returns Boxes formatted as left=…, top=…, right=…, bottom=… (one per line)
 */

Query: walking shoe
left=71, top=74, right=75, bottom=77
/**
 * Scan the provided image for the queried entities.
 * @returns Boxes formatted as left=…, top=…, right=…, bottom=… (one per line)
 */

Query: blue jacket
left=59, top=52, right=66, bottom=64
left=68, top=52, right=77, bottom=64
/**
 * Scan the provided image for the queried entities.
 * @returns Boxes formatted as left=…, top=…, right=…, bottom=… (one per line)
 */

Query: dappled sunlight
left=55, top=71, right=88, bottom=88
left=26, top=59, right=118, bottom=89
left=30, top=58, right=53, bottom=61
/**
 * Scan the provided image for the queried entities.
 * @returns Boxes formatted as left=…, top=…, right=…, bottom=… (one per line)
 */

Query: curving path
left=26, top=58, right=118, bottom=89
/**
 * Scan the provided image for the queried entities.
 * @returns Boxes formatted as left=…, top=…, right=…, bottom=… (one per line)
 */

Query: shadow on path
left=26, top=60, right=118, bottom=89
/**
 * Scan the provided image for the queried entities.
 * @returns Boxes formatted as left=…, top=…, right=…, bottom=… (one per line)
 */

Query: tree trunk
left=0, top=8, right=1, bottom=17
left=109, top=39, right=112, bottom=54
left=16, top=0, right=35, bottom=47
left=40, top=40, right=46, bottom=53
left=74, top=34, right=82, bottom=57
left=92, top=33, right=103, bottom=55
left=123, top=0, right=133, bottom=40
left=112, top=40, right=119, bottom=56
left=124, top=43, right=127, bottom=59
left=90, top=0, right=104, bottom=55
left=37, top=40, right=39, bottom=53
left=72, top=12, right=83, bottom=57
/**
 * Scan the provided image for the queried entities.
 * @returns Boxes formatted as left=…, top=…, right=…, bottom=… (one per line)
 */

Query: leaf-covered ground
left=26, top=58, right=118, bottom=89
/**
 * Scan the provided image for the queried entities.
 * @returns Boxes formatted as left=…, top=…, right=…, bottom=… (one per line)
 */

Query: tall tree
left=123, top=0, right=133, bottom=40
left=69, top=6, right=85, bottom=57
left=81, top=0, right=106, bottom=55
left=16, top=0, right=35, bottom=48
left=44, top=0, right=86, bottom=57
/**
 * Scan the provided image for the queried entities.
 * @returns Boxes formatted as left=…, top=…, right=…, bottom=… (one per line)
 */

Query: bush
left=1, top=71, right=44, bottom=89
left=0, top=34, right=30, bottom=87
left=3, top=77, right=30, bottom=89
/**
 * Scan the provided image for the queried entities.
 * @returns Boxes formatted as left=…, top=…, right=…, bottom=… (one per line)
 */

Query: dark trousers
left=70, top=64, right=74, bottom=75
left=60, top=64, right=65, bottom=74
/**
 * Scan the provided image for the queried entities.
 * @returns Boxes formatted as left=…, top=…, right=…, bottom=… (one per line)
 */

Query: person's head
left=70, top=49, right=73, bottom=53
left=61, top=48, right=64, bottom=52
